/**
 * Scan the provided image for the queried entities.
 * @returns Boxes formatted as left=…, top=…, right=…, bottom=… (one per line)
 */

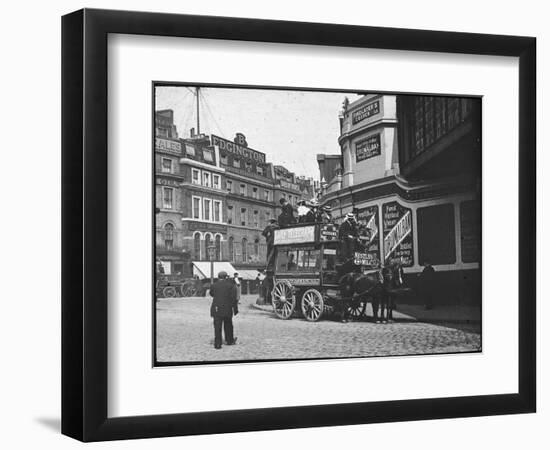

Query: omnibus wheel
left=163, top=286, right=177, bottom=298
left=181, top=283, right=197, bottom=297
left=301, top=289, right=324, bottom=322
left=272, top=280, right=295, bottom=319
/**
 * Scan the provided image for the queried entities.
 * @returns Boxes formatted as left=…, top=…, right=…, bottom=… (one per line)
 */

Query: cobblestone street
left=156, top=295, right=481, bottom=363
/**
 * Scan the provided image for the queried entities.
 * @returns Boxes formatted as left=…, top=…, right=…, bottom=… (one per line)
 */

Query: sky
left=155, top=86, right=362, bottom=180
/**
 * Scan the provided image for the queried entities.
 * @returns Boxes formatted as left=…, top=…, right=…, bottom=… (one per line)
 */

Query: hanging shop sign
left=352, top=100, right=380, bottom=124
left=355, top=134, right=381, bottom=162
left=383, top=202, right=414, bottom=266
left=320, top=223, right=339, bottom=242
left=357, top=205, right=381, bottom=268
left=211, top=134, right=266, bottom=163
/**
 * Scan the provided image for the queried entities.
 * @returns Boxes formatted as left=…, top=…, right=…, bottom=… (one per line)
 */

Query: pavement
left=156, top=294, right=481, bottom=364
left=254, top=300, right=481, bottom=324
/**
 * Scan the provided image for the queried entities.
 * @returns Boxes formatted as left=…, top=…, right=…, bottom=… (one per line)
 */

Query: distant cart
left=155, top=275, right=208, bottom=298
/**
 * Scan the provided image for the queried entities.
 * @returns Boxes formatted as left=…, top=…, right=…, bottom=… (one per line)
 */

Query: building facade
left=155, top=111, right=316, bottom=276
left=319, top=94, right=481, bottom=304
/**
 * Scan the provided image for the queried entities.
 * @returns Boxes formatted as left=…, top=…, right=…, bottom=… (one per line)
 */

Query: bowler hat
left=218, top=271, right=228, bottom=279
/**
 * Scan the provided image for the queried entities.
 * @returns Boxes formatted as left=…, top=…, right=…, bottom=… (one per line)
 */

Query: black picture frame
left=62, top=8, right=536, bottom=442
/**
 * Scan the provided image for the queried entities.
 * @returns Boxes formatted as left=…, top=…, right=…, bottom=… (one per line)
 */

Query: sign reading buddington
left=273, top=225, right=316, bottom=245
left=211, top=134, right=266, bottom=163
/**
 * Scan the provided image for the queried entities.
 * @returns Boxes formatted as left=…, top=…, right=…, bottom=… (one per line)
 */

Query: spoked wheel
left=271, top=280, right=295, bottom=319
left=163, top=286, right=177, bottom=298
left=181, top=283, right=197, bottom=297
left=301, top=289, right=324, bottom=322
left=347, top=298, right=366, bottom=320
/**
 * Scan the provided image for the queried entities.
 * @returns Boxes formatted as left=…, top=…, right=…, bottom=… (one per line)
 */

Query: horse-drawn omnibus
left=269, top=221, right=408, bottom=322
left=270, top=222, right=378, bottom=321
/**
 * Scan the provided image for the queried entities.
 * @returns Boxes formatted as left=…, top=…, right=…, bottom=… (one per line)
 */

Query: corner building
left=319, top=94, right=481, bottom=305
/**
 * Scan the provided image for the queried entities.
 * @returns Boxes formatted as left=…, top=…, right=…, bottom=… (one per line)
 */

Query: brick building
left=155, top=110, right=315, bottom=277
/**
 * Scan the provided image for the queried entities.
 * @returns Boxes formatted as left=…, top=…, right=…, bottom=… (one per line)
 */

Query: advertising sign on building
left=358, top=205, right=381, bottom=268
left=155, top=138, right=182, bottom=155
left=211, top=134, right=266, bottom=163
left=383, top=202, right=414, bottom=266
left=355, top=134, right=381, bottom=162
left=352, top=100, right=380, bottom=124
left=274, top=225, right=316, bottom=245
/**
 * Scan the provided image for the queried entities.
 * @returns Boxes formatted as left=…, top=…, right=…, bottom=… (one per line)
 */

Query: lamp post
left=207, top=244, right=216, bottom=284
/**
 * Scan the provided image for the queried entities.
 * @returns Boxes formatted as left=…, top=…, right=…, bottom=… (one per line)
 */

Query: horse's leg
left=372, top=296, right=379, bottom=322
left=381, top=289, right=388, bottom=323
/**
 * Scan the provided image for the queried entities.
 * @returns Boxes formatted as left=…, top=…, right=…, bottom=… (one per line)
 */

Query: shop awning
left=192, top=261, right=237, bottom=279
left=237, top=269, right=265, bottom=281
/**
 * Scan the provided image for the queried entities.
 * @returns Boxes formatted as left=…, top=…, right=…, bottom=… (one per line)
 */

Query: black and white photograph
left=154, top=85, right=482, bottom=364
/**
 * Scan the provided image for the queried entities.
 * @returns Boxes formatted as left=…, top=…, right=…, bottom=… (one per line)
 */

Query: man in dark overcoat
left=262, top=218, right=280, bottom=271
left=338, top=212, right=359, bottom=263
left=278, top=198, right=296, bottom=228
left=210, top=271, right=238, bottom=349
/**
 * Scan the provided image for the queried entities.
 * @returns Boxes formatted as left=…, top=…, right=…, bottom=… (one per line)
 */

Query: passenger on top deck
left=278, top=198, right=296, bottom=228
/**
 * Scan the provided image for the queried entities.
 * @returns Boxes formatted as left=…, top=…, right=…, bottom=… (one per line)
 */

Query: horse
left=338, top=261, right=405, bottom=323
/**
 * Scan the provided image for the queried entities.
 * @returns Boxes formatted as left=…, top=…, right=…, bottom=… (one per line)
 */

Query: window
left=162, top=187, right=173, bottom=209
left=203, top=199, right=212, bottom=221
left=417, top=204, right=456, bottom=265
left=185, top=144, right=195, bottom=157
left=233, top=158, right=241, bottom=168
left=203, top=149, right=214, bottom=162
left=240, top=208, right=247, bottom=226
left=203, top=171, right=211, bottom=188
left=192, top=196, right=201, bottom=219
left=227, top=205, right=233, bottom=224
left=264, top=190, right=270, bottom=201
left=226, top=180, right=232, bottom=192
left=242, top=238, right=248, bottom=263
left=447, top=98, right=460, bottom=129
left=193, top=232, right=201, bottom=259
left=434, top=97, right=447, bottom=140
left=252, top=187, right=258, bottom=199
left=213, top=201, right=222, bottom=223
left=277, top=248, right=319, bottom=272
left=205, top=234, right=212, bottom=257
left=414, top=97, right=425, bottom=154
left=215, top=235, right=222, bottom=260
left=424, top=97, right=435, bottom=147
left=257, top=166, right=264, bottom=176
left=212, top=174, right=220, bottom=190
left=254, top=238, right=260, bottom=256
left=239, top=184, right=246, bottom=195
left=265, top=211, right=271, bottom=224
left=192, top=168, right=200, bottom=185
left=245, top=162, right=252, bottom=172
left=220, top=153, right=228, bottom=165
left=161, top=158, right=172, bottom=173
left=228, top=237, right=234, bottom=261
left=164, top=223, right=174, bottom=249
left=253, top=210, right=259, bottom=228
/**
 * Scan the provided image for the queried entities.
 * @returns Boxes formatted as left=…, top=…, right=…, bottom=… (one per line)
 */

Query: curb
left=250, top=303, right=479, bottom=325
